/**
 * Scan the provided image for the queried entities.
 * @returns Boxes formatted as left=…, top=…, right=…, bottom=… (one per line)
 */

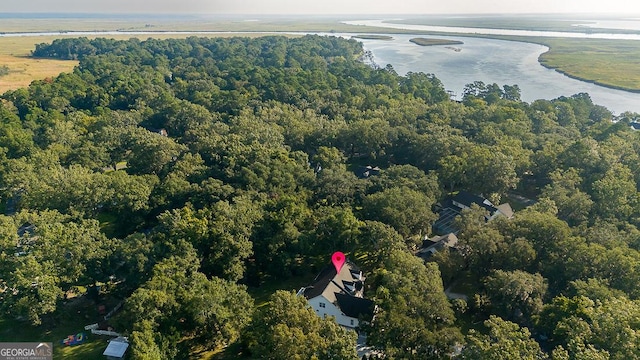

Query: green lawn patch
left=96, top=212, right=119, bottom=238
left=0, top=297, right=113, bottom=360
left=247, top=272, right=316, bottom=308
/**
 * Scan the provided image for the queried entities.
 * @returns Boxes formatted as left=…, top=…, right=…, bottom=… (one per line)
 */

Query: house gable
left=300, top=259, right=373, bottom=328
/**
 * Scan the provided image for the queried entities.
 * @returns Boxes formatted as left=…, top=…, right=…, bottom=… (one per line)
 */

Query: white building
left=297, top=260, right=374, bottom=329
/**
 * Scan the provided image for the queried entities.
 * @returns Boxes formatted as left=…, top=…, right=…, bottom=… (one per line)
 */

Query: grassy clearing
left=0, top=36, right=78, bottom=93
left=0, top=297, right=112, bottom=360
left=247, top=272, right=316, bottom=308
left=0, top=54, right=77, bottom=94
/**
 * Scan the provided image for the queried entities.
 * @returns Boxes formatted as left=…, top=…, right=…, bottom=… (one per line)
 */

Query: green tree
left=461, top=315, right=547, bottom=360
left=484, top=270, right=548, bottom=321
left=244, top=290, right=358, bottom=360
left=125, top=245, right=253, bottom=357
left=591, top=163, right=638, bottom=221
left=361, top=186, right=437, bottom=241
left=541, top=168, right=593, bottom=225
left=368, top=249, right=462, bottom=358
left=2, top=256, right=62, bottom=325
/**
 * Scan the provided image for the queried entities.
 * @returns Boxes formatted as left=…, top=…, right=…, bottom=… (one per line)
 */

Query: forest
left=2, top=34, right=640, bottom=359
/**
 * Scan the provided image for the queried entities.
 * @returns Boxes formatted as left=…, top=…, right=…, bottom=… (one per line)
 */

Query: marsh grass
left=0, top=36, right=77, bottom=93
left=537, top=38, right=640, bottom=91
left=409, top=37, right=464, bottom=46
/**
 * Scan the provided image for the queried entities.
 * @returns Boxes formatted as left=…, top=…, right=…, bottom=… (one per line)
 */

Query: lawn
left=0, top=297, right=113, bottom=360
left=247, top=271, right=316, bottom=308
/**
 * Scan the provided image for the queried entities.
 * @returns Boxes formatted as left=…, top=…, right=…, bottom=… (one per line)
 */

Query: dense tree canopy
left=1, top=34, right=640, bottom=358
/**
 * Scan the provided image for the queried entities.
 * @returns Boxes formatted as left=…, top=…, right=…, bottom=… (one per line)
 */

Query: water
left=345, top=21, right=640, bottom=114
left=2, top=21, right=640, bottom=113
left=345, top=19, right=640, bottom=40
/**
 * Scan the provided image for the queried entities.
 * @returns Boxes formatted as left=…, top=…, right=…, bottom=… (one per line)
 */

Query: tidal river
left=346, top=20, right=640, bottom=114
left=3, top=25, right=640, bottom=113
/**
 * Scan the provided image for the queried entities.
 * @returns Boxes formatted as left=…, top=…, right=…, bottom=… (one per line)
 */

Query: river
left=346, top=20, right=640, bottom=114
left=2, top=24, right=640, bottom=113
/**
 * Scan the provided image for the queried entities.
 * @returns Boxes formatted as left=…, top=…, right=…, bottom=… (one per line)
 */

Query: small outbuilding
left=103, top=337, right=129, bottom=360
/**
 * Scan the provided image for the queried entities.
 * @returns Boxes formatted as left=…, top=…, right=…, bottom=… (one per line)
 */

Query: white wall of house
left=308, top=295, right=359, bottom=328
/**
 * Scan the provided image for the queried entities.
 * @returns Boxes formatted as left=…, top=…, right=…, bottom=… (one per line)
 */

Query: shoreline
left=2, top=23, right=640, bottom=94
left=409, top=37, right=464, bottom=46
left=390, top=30, right=640, bottom=94
left=537, top=60, right=640, bottom=94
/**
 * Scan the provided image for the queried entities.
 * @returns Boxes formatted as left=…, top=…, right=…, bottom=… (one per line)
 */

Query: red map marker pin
left=331, top=251, right=346, bottom=274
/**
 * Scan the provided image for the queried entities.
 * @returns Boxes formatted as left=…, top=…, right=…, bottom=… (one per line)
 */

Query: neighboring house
left=298, top=260, right=375, bottom=329
left=630, top=122, right=640, bottom=130
left=103, top=337, right=129, bottom=360
left=144, top=127, right=169, bottom=137
left=355, top=165, right=381, bottom=179
left=417, top=233, right=459, bottom=260
left=433, top=191, right=514, bottom=234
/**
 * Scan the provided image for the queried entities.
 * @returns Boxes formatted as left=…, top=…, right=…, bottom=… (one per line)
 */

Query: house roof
left=496, top=203, right=514, bottom=218
left=335, top=292, right=375, bottom=318
left=434, top=192, right=514, bottom=235
left=103, top=338, right=129, bottom=358
left=417, top=233, right=459, bottom=258
left=451, top=191, right=497, bottom=214
left=303, top=260, right=364, bottom=304
left=432, top=207, right=462, bottom=235
left=355, top=165, right=381, bottom=179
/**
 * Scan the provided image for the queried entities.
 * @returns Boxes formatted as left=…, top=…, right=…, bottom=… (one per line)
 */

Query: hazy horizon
left=2, top=0, right=640, bottom=16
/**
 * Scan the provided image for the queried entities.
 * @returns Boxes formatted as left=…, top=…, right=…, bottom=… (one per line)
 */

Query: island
left=409, top=37, right=464, bottom=47
left=352, top=34, right=393, bottom=40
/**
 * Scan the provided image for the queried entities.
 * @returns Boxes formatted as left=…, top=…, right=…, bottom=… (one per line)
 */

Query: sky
left=1, top=0, right=640, bottom=15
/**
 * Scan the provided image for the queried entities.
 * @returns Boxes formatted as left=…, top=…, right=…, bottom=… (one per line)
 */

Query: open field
left=0, top=36, right=78, bottom=93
